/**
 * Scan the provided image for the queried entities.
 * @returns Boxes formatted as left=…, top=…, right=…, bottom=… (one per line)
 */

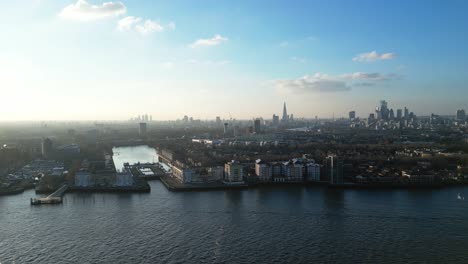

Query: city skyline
left=1, top=0, right=467, bottom=121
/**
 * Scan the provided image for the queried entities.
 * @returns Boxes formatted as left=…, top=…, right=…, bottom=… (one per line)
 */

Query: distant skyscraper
left=404, top=107, right=409, bottom=120
left=41, top=138, right=53, bottom=159
left=233, top=126, right=239, bottom=137
left=396, top=109, right=403, bottom=119
left=216, top=116, right=221, bottom=126
left=272, top=114, right=279, bottom=125
left=375, top=107, right=381, bottom=120
left=282, top=102, right=289, bottom=122
left=456, top=109, right=466, bottom=121
left=139, top=122, right=147, bottom=137
left=223, top=123, right=229, bottom=136
left=379, top=100, right=389, bottom=120
left=349, top=111, right=356, bottom=120
left=254, top=119, right=261, bottom=133
left=183, top=115, right=189, bottom=123
left=389, top=109, right=395, bottom=119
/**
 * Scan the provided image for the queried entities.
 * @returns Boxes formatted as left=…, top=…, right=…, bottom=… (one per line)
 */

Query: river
left=1, top=147, right=468, bottom=263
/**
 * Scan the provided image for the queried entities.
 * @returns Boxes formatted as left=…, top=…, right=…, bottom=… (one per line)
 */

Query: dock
left=31, top=184, right=68, bottom=205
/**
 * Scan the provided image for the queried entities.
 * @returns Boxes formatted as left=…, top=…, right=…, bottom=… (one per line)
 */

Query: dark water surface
left=1, top=182, right=468, bottom=263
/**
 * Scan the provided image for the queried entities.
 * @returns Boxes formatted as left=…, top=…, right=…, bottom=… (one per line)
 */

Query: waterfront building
left=75, top=170, right=91, bottom=187
left=408, top=174, right=435, bottom=185
left=269, top=162, right=283, bottom=182
left=115, top=169, right=134, bottom=186
left=208, top=166, right=224, bottom=181
left=159, top=148, right=175, bottom=163
left=255, top=159, right=272, bottom=180
left=282, top=160, right=303, bottom=181
left=325, top=155, right=344, bottom=184
left=171, top=165, right=193, bottom=183
left=224, top=160, right=244, bottom=183
left=305, top=162, right=321, bottom=182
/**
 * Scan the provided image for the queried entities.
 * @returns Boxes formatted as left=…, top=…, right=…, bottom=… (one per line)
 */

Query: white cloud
left=117, top=16, right=175, bottom=35
left=275, top=71, right=399, bottom=94
left=352, top=51, right=396, bottom=62
left=341, top=72, right=388, bottom=81
left=136, top=20, right=164, bottom=34
left=59, top=0, right=126, bottom=21
left=117, top=16, right=141, bottom=31
left=275, top=73, right=351, bottom=94
left=190, top=34, right=228, bottom=48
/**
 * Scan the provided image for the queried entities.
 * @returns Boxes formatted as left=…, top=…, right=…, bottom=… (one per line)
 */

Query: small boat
left=457, top=193, right=464, bottom=200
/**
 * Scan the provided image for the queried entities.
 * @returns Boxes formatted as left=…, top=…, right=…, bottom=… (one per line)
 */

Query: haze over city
left=1, top=0, right=467, bottom=121
left=3, top=1, right=468, bottom=264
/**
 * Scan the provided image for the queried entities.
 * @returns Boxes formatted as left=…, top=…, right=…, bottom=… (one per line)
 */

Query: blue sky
left=0, top=0, right=467, bottom=120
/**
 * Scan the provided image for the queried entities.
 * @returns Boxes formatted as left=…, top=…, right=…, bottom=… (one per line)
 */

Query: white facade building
left=224, top=160, right=244, bottom=183
left=171, top=165, right=193, bottom=183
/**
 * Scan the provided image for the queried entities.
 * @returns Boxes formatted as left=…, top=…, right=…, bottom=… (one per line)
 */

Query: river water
left=112, top=145, right=159, bottom=172
left=1, top=147, right=468, bottom=263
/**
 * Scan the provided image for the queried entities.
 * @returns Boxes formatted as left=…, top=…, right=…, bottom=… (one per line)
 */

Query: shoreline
left=158, top=175, right=465, bottom=192
left=2, top=179, right=467, bottom=198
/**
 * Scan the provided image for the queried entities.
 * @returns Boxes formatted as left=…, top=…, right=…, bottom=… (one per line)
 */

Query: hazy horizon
left=1, top=0, right=467, bottom=121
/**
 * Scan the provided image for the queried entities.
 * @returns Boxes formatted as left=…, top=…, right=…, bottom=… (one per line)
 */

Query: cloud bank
left=275, top=72, right=399, bottom=94
left=118, top=16, right=175, bottom=35
left=352, top=51, right=396, bottom=62
left=190, top=35, right=228, bottom=48
left=59, top=0, right=126, bottom=21
left=275, top=73, right=351, bottom=94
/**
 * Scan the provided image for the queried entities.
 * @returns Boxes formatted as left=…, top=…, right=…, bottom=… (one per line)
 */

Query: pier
left=31, top=184, right=68, bottom=205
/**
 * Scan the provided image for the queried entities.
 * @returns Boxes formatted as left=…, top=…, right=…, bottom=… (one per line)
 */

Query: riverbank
left=158, top=174, right=468, bottom=192
left=69, top=183, right=150, bottom=193
left=160, top=175, right=248, bottom=191
left=0, top=182, right=35, bottom=196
